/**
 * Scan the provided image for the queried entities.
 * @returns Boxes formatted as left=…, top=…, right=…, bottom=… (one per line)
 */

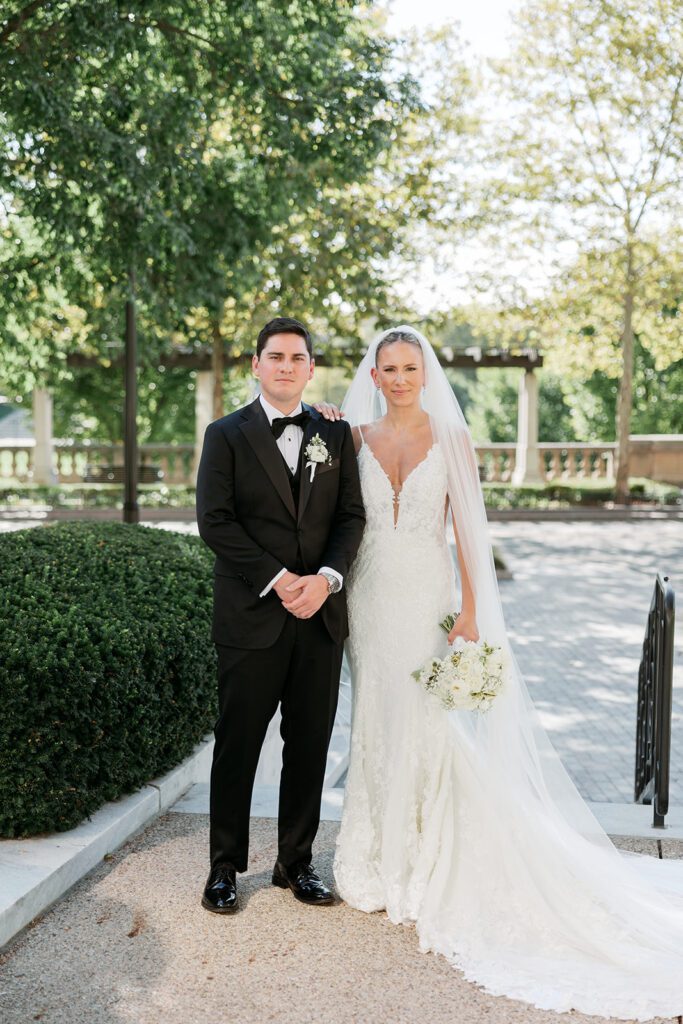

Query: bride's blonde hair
left=374, top=329, right=422, bottom=365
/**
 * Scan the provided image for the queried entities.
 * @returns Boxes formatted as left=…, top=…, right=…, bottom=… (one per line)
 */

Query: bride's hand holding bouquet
left=445, top=608, right=479, bottom=644
left=412, top=610, right=507, bottom=713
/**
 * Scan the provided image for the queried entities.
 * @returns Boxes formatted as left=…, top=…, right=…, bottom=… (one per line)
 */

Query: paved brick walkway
left=488, top=520, right=683, bottom=803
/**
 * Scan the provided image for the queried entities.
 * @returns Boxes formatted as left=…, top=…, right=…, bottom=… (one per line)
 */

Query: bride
left=327, top=325, right=683, bottom=1020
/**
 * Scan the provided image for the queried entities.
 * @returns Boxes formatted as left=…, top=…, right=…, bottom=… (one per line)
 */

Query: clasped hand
left=274, top=571, right=328, bottom=619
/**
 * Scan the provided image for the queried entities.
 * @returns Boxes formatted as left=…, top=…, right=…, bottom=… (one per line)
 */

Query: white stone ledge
left=0, top=735, right=214, bottom=950
left=586, top=801, right=683, bottom=840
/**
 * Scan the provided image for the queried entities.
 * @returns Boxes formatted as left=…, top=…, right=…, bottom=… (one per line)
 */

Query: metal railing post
left=634, top=574, right=675, bottom=828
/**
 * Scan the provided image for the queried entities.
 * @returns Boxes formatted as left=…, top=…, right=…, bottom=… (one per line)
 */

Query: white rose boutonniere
left=304, top=434, right=332, bottom=482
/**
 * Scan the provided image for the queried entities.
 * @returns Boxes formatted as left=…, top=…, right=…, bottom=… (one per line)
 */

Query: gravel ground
left=1, top=814, right=681, bottom=1024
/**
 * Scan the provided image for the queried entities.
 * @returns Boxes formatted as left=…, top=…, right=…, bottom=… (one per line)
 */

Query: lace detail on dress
left=335, top=441, right=456, bottom=918
left=360, top=442, right=442, bottom=530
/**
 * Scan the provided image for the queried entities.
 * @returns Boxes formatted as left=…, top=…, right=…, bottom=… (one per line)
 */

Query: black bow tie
left=271, top=410, right=310, bottom=439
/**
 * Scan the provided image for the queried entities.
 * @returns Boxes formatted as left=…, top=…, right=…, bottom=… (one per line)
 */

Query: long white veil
left=343, top=324, right=613, bottom=847
left=340, top=325, right=683, bottom=1020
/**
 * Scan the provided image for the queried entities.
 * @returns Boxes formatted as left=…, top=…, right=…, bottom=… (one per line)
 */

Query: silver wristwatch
left=319, top=571, right=341, bottom=595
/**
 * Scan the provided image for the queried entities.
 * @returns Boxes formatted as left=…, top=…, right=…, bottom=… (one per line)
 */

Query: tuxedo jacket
left=196, top=398, right=366, bottom=649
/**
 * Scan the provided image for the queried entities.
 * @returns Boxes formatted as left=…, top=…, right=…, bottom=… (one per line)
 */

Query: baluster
left=575, top=448, right=586, bottom=479
left=184, top=446, right=193, bottom=484
left=603, top=449, right=614, bottom=479
left=566, top=448, right=578, bottom=478
left=551, top=450, right=562, bottom=480
left=17, top=449, right=30, bottom=480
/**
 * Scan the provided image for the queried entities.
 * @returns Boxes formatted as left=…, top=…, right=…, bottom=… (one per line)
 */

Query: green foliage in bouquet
left=0, top=522, right=217, bottom=837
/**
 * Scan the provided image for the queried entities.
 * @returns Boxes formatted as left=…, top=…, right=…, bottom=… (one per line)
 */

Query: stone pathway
left=0, top=813, right=679, bottom=1024
left=488, top=520, right=683, bottom=803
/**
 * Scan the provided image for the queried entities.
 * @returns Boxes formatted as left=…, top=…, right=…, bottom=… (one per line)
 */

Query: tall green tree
left=475, top=0, right=683, bottom=498
left=0, top=2, right=410, bottom=412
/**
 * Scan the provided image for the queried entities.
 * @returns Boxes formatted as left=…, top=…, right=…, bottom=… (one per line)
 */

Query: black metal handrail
left=634, top=573, right=675, bottom=827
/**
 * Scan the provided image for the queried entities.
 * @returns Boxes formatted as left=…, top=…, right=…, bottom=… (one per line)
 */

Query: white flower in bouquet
left=411, top=614, right=508, bottom=712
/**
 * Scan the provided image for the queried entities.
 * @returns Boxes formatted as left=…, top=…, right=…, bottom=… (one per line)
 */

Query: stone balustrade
left=476, top=443, right=616, bottom=483
left=0, top=439, right=625, bottom=487
left=0, top=442, right=194, bottom=487
left=2, top=437, right=681, bottom=487
left=540, top=443, right=616, bottom=481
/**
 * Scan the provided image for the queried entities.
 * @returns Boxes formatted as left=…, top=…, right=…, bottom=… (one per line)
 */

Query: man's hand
left=273, top=571, right=303, bottom=601
left=281, top=574, right=329, bottom=619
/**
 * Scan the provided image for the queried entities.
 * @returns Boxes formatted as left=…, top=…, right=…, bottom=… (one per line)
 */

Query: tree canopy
left=0, top=1, right=414, bottom=401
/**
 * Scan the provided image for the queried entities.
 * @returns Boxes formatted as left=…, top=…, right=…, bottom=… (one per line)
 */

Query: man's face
left=252, top=333, right=314, bottom=411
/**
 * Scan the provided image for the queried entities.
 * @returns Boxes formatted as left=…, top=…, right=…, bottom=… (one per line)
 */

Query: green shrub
left=0, top=522, right=217, bottom=837
left=482, top=478, right=681, bottom=510
left=0, top=483, right=197, bottom=509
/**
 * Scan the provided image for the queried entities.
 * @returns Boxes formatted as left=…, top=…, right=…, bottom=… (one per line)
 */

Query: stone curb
left=1, top=505, right=681, bottom=523
left=487, top=506, right=682, bottom=520
left=172, top=784, right=683, bottom=844
left=0, top=735, right=214, bottom=951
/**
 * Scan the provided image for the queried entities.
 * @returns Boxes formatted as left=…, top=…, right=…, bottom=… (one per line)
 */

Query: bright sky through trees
left=383, top=0, right=529, bottom=311
left=386, top=0, right=520, bottom=57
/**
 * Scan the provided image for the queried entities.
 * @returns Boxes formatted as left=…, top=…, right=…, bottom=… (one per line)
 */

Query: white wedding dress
left=333, top=432, right=683, bottom=1021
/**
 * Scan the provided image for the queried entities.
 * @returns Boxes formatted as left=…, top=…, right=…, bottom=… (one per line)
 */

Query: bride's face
left=371, top=342, right=425, bottom=408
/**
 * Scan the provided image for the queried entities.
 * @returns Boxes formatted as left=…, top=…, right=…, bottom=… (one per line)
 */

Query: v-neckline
left=361, top=441, right=438, bottom=528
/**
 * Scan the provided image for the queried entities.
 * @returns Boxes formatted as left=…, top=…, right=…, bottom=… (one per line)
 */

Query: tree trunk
left=211, top=317, right=224, bottom=420
left=614, top=246, right=636, bottom=503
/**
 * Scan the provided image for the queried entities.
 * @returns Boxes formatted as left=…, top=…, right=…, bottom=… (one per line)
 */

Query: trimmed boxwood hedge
left=0, top=522, right=217, bottom=837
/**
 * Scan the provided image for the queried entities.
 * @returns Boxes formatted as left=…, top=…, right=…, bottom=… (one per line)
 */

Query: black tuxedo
left=196, top=398, right=365, bottom=871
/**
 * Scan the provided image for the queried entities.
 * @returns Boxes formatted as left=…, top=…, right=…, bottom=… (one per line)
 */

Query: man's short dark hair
left=256, top=317, right=312, bottom=358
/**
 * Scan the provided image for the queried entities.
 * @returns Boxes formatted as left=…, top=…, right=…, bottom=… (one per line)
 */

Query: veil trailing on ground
left=340, top=325, right=683, bottom=1020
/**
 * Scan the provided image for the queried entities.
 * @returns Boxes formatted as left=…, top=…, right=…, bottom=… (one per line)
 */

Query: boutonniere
left=304, top=434, right=332, bottom=482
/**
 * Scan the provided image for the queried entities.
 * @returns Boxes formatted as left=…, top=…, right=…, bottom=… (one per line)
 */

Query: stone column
left=193, top=370, right=215, bottom=485
left=512, top=369, right=543, bottom=485
left=32, top=387, right=57, bottom=485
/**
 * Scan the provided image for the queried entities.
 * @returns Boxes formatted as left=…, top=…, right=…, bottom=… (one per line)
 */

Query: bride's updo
left=375, top=329, right=423, bottom=365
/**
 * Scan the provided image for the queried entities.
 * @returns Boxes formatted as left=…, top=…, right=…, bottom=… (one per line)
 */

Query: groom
left=196, top=316, right=365, bottom=913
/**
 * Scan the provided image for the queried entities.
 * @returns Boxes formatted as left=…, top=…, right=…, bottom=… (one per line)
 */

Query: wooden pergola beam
left=66, top=346, right=544, bottom=371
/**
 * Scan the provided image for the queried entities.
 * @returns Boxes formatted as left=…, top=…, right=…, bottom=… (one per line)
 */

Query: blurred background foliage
left=0, top=0, right=680, bottom=460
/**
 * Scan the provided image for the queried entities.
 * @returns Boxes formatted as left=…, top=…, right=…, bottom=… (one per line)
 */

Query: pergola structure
left=30, top=345, right=545, bottom=500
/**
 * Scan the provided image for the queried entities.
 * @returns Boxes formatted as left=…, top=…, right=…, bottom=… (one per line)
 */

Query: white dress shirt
left=257, top=394, right=343, bottom=598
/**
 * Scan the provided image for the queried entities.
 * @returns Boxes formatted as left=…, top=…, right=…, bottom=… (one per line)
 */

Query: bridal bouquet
left=412, top=614, right=507, bottom=712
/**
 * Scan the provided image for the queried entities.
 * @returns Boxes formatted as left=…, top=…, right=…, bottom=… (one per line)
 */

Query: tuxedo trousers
left=209, top=612, right=344, bottom=872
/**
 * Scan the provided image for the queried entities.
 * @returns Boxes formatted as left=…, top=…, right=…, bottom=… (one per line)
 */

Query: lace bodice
left=357, top=441, right=448, bottom=536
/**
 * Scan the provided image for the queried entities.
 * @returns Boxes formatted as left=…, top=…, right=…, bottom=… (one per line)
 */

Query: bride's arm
left=447, top=500, right=479, bottom=643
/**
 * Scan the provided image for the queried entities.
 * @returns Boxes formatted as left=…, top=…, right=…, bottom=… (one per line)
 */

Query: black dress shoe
left=272, top=860, right=334, bottom=905
left=202, top=863, right=238, bottom=914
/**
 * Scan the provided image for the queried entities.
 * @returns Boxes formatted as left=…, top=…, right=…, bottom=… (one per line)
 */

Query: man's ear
left=308, top=357, right=315, bottom=380
left=252, top=354, right=259, bottom=376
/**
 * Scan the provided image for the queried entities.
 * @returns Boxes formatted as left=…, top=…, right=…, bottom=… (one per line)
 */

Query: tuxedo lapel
left=298, top=405, right=326, bottom=525
left=239, top=398, right=297, bottom=520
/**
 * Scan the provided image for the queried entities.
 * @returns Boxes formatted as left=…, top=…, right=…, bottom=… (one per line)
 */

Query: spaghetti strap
left=358, top=424, right=365, bottom=444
